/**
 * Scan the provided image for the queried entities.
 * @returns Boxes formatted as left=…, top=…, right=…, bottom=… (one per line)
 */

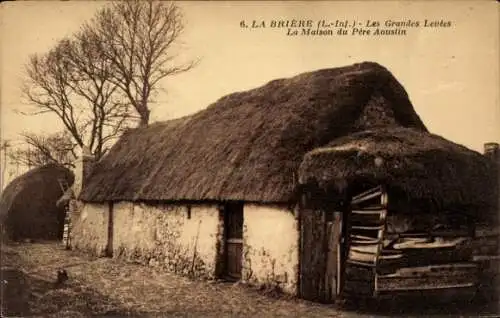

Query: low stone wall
left=241, top=204, right=299, bottom=294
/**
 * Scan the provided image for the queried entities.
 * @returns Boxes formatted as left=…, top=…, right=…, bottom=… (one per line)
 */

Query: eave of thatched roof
left=80, top=61, right=428, bottom=203
left=298, top=127, right=497, bottom=210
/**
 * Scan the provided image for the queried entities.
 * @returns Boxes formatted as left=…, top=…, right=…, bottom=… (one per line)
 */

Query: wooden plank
left=319, top=211, right=328, bottom=301
left=351, top=192, right=382, bottom=206
left=351, top=225, right=385, bottom=230
left=380, top=192, right=388, bottom=207
left=351, top=239, right=382, bottom=245
left=324, top=222, right=333, bottom=301
left=350, top=244, right=378, bottom=254
left=299, top=209, right=313, bottom=299
left=377, top=282, right=477, bottom=292
left=351, top=205, right=387, bottom=211
left=393, top=237, right=468, bottom=250
left=350, top=234, right=380, bottom=241
left=386, top=232, right=428, bottom=237
left=351, top=186, right=383, bottom=203
left=348, top=250, right=405, bottom=263
left=335, top=213, right=343, bottom=297
left=318, top=209, right=328, bottom=302
left=346, top=259, right=376, bottom=267
left=351, top=209, right=386, bottom=215
left=325, top=212, right=343, bottom=301
left=300, top=208, right=330, bottom=302
left=473, top=255, right=500, bottom=261
left=377, top=275, right=477, bottom=292
left=348, top=250, right=376, bottom=262
left=386, top=230, right=472, bottom=238
left=350, top=235, right=382, bottom=245
left=378, top=263, right=478, bottom=278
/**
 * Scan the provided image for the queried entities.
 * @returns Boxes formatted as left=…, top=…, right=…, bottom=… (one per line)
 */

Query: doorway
left=224, top=202, right=244, bottom=280
left=106, top=202, right=114, bottom=257
left=299, top=205, right=343, bottom=303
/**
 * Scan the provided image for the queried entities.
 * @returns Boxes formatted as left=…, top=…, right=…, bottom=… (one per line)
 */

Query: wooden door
left=106, top=202, right=114, bottom=257
left=299, top=205, right=343, bottom=303
left=224, top=202, right=243, bottom=280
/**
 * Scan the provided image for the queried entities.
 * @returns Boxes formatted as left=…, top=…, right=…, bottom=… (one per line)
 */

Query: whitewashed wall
left=112, top=202, right=220, bottom=278
left=71, top=200, right=300, bottom=294
left=242, top=204, right=299, bottom=294
left=72, top=201, right=220, bottom=278
left=71, top=202, right=109, bottom=256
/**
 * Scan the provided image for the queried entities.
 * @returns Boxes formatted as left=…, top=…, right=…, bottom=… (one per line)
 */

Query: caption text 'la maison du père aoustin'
left=240, top=19, right=452, bottom=36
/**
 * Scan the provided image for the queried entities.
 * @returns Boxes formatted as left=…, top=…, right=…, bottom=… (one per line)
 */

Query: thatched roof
left=80, top=62, right=428, bottom=203
left=0, top=164, right=74, bottom=240
left=298, top=127, right=497, bottom=210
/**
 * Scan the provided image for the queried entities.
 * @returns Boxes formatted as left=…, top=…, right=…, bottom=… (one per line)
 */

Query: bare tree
left=82, top=0, right=196, bottom=127
left=9, top=131, right=77, bottom=168
left=22, top=35, right=136, bottom=160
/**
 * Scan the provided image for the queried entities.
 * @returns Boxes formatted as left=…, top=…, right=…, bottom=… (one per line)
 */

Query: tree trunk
left=138, top=108, right=150, bottom=127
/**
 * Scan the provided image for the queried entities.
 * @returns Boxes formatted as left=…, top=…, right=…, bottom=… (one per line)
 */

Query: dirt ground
left=1, top=241, right=498, bottom=317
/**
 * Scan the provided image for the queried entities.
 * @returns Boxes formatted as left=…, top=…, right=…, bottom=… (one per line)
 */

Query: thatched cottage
left=70, top=62, right=497, bottom=301
left=0, top=164, right=74, bottom=241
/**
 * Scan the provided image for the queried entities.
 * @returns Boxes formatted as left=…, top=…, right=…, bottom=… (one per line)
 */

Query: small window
left=186, top=205, right=192, bottom=219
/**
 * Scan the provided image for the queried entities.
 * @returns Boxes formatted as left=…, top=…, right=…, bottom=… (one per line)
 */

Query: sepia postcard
left=1, top=1, right=499, bottom=317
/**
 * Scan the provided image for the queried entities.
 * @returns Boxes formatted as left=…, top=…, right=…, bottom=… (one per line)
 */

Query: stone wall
left=241, top=204, right=299, bottom=294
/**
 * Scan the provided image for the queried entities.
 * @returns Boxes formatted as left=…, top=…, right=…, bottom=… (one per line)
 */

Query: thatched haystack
left=0, top=164, right=74, bottom=241
left=80, top=62, right=427, bottom=203
left=298, top=127, right=497, bottom=215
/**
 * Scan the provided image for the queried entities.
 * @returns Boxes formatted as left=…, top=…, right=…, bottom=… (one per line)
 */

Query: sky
left=1, top=1, right=499, bottom=186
